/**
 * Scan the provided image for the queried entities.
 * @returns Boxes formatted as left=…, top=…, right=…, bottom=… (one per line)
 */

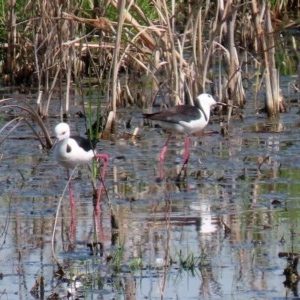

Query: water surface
left=0, top=89, right=299, bottom=299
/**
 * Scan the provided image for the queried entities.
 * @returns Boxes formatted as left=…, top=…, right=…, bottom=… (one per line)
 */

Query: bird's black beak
left=216, top=101, right=238, bottom=108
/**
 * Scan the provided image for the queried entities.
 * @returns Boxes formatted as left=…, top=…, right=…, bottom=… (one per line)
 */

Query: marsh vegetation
left=1, top=0, right=300, bottom=119
left=1, top=0, right=300, bottom=298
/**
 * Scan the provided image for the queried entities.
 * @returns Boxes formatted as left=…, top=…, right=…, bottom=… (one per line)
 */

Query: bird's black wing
left=144, top=105, right=201, bottom=124
left=73, top=136, right=97, bottom=151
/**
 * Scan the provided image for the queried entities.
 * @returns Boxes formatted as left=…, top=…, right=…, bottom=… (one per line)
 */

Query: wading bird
left=144, top=93, right=217, bottom=178
left=54, top=122, right=108, bottom=208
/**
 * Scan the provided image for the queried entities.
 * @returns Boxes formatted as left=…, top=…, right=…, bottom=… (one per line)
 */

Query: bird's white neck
left=198, top=104, right=210, bottom=122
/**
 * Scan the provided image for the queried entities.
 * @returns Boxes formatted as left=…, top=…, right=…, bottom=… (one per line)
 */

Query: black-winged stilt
left=144, top=93, right=217, bottom=177
left=54, top=122, right=108, bottom=208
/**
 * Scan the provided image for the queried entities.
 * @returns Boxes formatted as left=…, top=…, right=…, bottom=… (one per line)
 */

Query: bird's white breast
left=54, top=138, right=95, bottom=169
left=178, top=113, right=209, bottom=135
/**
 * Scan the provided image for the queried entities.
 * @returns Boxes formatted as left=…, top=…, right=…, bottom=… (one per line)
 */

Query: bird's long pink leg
left=159, top=133, right=172, bottom=178
left=94, top=154, right=109, bottom=213
left=93, top=154, right=109, bottom=255
left=66, top=168, right=76, bottom=244
left=176, top=136, right=191, bottom=181
left=183, top=136, right=190, bottom=165
left=159, top=133, right=172, bottom=162
left=67, top=169, right=75, bottom=207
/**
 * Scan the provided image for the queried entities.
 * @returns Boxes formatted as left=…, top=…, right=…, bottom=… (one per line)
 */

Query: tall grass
left=0, top=0, right=299, bottom=118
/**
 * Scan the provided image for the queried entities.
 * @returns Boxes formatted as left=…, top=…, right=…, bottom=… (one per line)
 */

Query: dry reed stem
left=266, top=4, right=279, bottom=107
left=225, top=1, right=245, bottom=105
left=62, top=12, right=115, bottom=33
left=111, top=0, right=188, bottom=69
left=251, top=1, right=280, bottom=116
left=0, top=98, right=53, bottom=148
left=111, top=0, right=157, bottom=51
left=110, top=0, right=128, bottom=115
left=0, top=117, right=23, bottom=147
left=6, top=0, right=17, bottom=84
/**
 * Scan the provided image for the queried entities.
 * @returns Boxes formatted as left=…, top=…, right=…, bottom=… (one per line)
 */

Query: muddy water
left=0, top=92, right=300, bottom=299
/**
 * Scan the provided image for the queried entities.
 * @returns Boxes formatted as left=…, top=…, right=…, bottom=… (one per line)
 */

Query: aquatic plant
left=176, top=249, right=204, bottom=275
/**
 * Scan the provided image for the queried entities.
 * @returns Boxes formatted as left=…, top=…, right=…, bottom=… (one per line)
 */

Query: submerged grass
left=174, top=249, right=209, bottom=276
left=51, top=245, right=207, bottom=298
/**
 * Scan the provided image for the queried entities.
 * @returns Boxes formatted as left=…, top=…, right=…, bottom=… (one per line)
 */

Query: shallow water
left=1, top=89, right=300, bottom=299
